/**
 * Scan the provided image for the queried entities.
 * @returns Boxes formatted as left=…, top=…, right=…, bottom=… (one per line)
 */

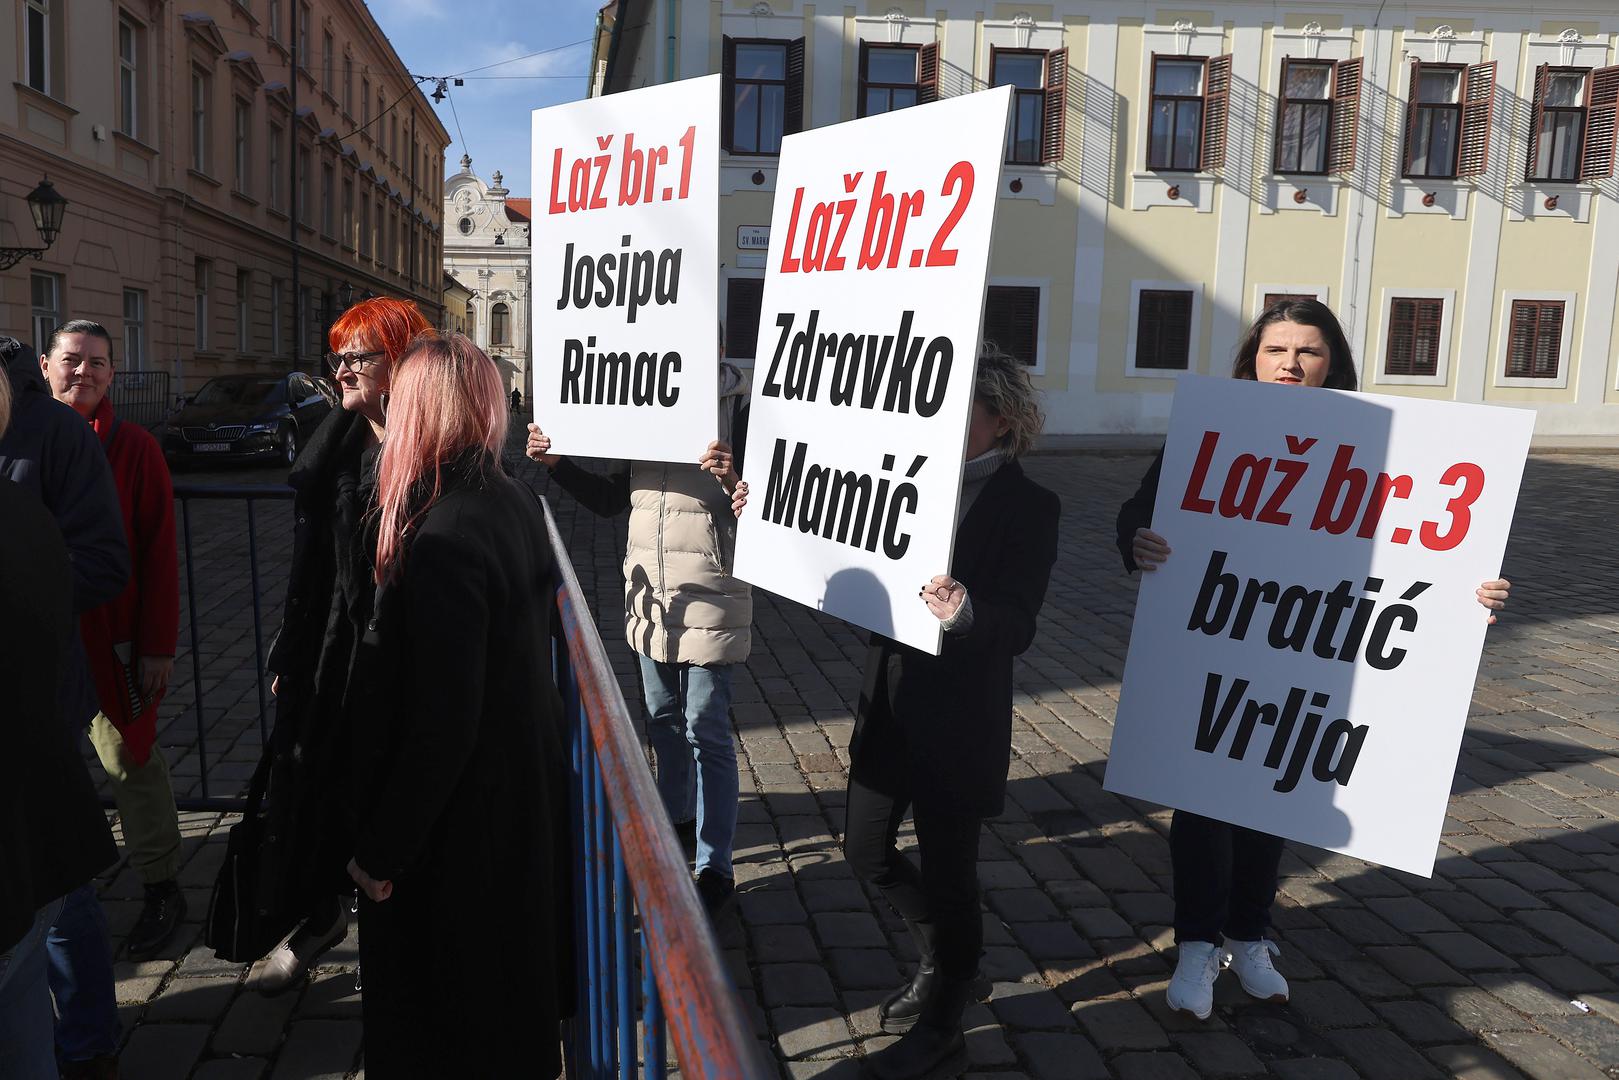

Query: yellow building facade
left=594, top=0, right=1619, bottom=439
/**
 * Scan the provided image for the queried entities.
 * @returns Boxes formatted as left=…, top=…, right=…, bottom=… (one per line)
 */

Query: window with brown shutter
left=1457, top=61, right=1496, bottom=177
left=1042, top=48, right=1067, bottom=164
left=1528, top=65, right=1590, bottom=181
left=1263, top=292, right=1317, bottom=309
left=1148, top=56, right=1206, bottom=170
left=1275, top=58, right=1333, bottom=174
left=917, top=42, right=939, bottom=105
left=1404, top=61, right=1464, bottom=178
left=1136, top=289, right=1194, bottom=370
left=722, top=37, right=804, bottom=155
left=1201, top=55, right=1232, bottom=170
left=983, top=286, right=1041, bottom=366
left=1581, top=64, right=1619, bottom=180
left=1505, top=300, right=1564, bottom=379
left=1384, top=297, right=1445, bottom=377
left=725, top=277, right=765, bottom=360
left=1327, top=57, right=1362, bottom=174
left=860, top=42, right=921, bottom=117
left=991, top=48, right=1067, bottom=165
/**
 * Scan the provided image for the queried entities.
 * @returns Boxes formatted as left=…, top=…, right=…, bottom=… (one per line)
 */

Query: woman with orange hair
left=239, top=297, right=433, bottom=994
left=346, top=332, right=570, bottom=1075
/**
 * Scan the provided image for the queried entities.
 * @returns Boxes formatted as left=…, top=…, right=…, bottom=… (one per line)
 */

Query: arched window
left=491, top=302, right=510, bottom=345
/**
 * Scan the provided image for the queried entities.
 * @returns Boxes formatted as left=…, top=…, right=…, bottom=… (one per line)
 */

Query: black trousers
left=843, top=774, right=983, bottom=980
left=1171, top=810, right=1284, bottom=944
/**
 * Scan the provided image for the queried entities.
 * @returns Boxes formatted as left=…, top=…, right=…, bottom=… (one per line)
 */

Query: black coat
left=850, top=460, right=1061, bottom=819
left=1115, top=449, right=1165, bottom=573
left=0, top=479, right=117, bottom=947
left=349, top=456, right=572, bottom=1077
left=261, top=407, right=378, bottom=916
left=0, top=342, right=130, bottom=729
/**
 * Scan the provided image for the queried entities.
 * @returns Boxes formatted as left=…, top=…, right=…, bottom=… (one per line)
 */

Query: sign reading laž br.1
left=529, top=75, right=719, bottom=463
left=1103, top=375, right=1534, bottom=876
left=733, top=87, right=1013, bottom=655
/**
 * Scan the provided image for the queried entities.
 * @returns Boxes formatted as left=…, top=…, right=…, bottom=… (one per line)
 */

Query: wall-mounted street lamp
left=336, top=280, right=354, bottom=309
left=0, top=178, right=69, bottom=271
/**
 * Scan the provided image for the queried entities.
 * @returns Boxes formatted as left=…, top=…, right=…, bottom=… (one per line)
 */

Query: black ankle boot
left=879, top=958, right=938, bottom=1034
left=862, top=974, right=973, bottom=1080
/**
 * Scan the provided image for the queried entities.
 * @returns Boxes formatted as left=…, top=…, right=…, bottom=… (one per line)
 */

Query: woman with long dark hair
left=347, top=333, right=571, bottom=1075
left=1116, top=298, right=1511, bottom=1020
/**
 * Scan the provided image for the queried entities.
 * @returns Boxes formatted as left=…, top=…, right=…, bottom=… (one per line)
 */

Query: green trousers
left=89, top=713, right=182, bottom=885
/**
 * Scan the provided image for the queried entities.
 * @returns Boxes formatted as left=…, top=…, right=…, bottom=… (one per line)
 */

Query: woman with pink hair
left=345, top=333, right=572, bottom=1075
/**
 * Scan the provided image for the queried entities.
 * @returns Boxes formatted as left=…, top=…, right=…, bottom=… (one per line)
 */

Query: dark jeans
left=843, top=775, right=983, bottom=980
left=1171, top=810, right=1285, bottom=944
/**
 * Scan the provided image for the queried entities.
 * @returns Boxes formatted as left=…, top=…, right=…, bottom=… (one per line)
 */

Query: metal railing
left=109, top=370, right=174, bottom=430
left=171, top=482, right=290, bottom=810
left=163, top=484, right=767, bottom=1077
left=545, top=499, right=770, bottom=1079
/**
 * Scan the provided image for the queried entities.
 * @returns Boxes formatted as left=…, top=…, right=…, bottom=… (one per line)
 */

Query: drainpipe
left=665, top=0, right=677, bottom=84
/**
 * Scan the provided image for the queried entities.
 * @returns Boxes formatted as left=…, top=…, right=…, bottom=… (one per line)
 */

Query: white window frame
left=1372, top=287, right=1456, bottom=387
left=1251, top=284, right=1329, bottom=321
left=1125, top=280, right=1203, bottom=378
left=267, top=122, right=283, bottom=210
left=191, top=68, right=211, bottom=174
left=985, top=276, right=1049, bottom=375
left=237, top=270, right=252, bottom=353
left=234, top=97, right=251, bottom=193
left=31, top=271, right=62, bottom=360
left=118, top=15, right=141, bottom=138
left=1495, top=290, right=1575, bottom=390
left=195, top=260, right=211, bottom=352
left=271, top=279, right=283, bottom=355
left=123, top=288, right=147, bottom=372
left=24, top=0, right=51, bottom=95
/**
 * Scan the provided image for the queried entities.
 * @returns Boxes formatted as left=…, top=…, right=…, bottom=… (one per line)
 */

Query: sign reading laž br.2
left=529, top=75, right=719, bottom=463
left=733, top=87, right=1013, bottom=655
left=1103, top=376, right=1533, bottom=876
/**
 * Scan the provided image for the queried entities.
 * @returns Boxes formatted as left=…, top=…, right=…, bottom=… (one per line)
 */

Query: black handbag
left=204, top=752, right=297, bottom=961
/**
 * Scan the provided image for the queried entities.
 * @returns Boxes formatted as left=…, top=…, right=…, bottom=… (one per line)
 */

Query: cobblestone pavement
left=92, top=442, right=1619, bottom=1079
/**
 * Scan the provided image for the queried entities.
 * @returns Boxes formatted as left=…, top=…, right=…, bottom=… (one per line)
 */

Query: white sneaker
left=245, top=908, right=349, bottom=996
left=1165, top=940, right=1223, bottom=1020
left=1226, top=938, right=1289, bottom=1003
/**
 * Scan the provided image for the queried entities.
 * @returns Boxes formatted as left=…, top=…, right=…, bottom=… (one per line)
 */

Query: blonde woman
left=735, top=345, right=1061, bottom=1080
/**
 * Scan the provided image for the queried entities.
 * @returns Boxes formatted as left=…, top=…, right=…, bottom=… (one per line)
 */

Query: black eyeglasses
left=325, top=350, right=386, bottom=374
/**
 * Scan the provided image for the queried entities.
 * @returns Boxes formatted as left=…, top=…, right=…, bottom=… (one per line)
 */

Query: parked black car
left=160, top=372, right=332, bottom=467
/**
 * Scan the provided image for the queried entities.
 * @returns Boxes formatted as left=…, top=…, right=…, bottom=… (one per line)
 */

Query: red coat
left=80, top=398, right=179, bottom=765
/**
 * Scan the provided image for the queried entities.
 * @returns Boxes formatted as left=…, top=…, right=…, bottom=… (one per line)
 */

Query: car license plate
left=193, top=442, right=231, bottom=452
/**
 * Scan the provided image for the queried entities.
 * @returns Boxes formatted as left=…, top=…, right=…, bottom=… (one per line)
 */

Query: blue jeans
left=44, top=883, right=119, bottom=1063
left=0, top=895, right=66, bottom=1080
left=638, top=656, right=738, bottom=878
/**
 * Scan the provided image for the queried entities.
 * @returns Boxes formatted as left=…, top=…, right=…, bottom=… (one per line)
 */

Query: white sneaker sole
left=1165, top=991, right=1213, bottom=1021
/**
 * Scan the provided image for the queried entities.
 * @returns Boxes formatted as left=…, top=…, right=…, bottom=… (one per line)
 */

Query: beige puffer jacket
left=622, top=364, right=752, bottom=666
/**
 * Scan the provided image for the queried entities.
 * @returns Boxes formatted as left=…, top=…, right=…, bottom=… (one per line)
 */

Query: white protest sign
left=1103, top=375, right=1534, bottom=877
left=530, top=74, right=719, bottom=463
left=733, top=86, right=1013, bottom=655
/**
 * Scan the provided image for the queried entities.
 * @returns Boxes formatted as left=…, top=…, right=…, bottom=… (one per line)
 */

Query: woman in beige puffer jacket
left=527, top=361, right=750, bottom=913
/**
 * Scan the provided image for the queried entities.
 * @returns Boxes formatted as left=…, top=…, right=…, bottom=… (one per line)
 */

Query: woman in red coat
left=40, top=319, right=183, bottom=1076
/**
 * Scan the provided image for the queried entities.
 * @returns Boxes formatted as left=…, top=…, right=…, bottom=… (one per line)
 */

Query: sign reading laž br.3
left=1104, top=375, right=1534, bottom=876
left=733, top=86, right=1013, bottom=655
left=529, top=74, right=719, bottom=463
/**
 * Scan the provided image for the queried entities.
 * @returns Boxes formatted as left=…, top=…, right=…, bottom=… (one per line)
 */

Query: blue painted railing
left=544, top=499, right=770, bottom=1079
